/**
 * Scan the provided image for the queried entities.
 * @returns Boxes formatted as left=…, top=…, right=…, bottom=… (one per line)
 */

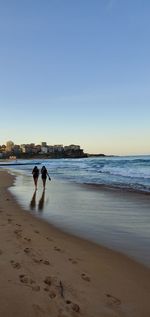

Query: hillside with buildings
left=0, top=141, right=87, bottom=159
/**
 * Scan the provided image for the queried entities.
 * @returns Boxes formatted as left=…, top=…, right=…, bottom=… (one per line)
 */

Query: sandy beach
left=0, top=170, right=150, bottom=317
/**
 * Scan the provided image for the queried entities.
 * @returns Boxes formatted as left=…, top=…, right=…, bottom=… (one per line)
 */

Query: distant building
left=53, top=144, right=64, bottom=152
left=35, top=145, right=41, bottom=153
left=0, top=141, right=86, bottom=158
left=41, top=142, right=47, bottom=147
left=6, top=140, right=14, bottom=152
left=20, top=144, right=34, bottom=154
left=13, top=145, right=21, bottom=155
left=48, top=146, right=54, bottom=153
left=64, top=144, right=80, bottom=151
left=41, top=146, right=48, bottom=154
left=20, top=144, right=26, bottom=153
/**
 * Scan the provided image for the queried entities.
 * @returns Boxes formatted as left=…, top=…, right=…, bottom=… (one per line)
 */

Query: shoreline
left=9, top=171, right=150, bottom=268
left=81, top=182, right=150, bottom=195
left=1, top=155, right=150, bottom=195
left=0, top=170, right=150, bottom=316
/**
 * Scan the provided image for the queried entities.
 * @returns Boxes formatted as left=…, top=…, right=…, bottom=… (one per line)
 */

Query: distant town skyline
left=0, top=140, right=86, bottom=159
left=0, top=1, right=150, bottom=156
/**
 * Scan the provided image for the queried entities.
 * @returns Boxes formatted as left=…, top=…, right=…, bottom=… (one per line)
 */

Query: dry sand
left=0, top=170, right=150, bottom=317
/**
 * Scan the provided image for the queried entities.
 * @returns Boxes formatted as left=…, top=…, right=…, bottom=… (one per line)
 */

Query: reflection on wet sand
left=30, top=190, right=37, bottom=210
left=38, top=190, right=45, bottom=212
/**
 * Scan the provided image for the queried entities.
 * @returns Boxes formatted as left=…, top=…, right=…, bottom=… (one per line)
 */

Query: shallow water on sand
left=9, top=173, right=150, bottom=268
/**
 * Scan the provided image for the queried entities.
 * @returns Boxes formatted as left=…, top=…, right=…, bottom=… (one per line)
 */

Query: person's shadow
left=30, top=190, right=37, bottom=210
left=38, top=190, right=45, bottom=212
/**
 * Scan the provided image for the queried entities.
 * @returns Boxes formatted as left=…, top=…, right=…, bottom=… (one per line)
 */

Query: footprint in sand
left=10, top=260, right=21, bottom=269
left=105, top=293, right=121, bottom=307
left=24, top=237, right=31, bottom=242
left=14, top=229, right=22, bottom=238
left=33, top=258, right=50, bottom=265
left=81, top=273, right=90, bottom=282
left=65, top=300, right=80, bottom=313
left=68, top=258, right=78, bottom=264
left=24, top=247, right=31, bottom=254
left=34, top=230, right=39, bottom=234
left=54, top=246, right=62, bottom=252
left=71, top=303, right=80, bottom=313
left=8, top=218, right=12, bottom=223
left=19, top=274, right=36, bottom=286
left=44, top=287, right=49, bottom=292
left=44, top=276, right=52, bottom=286
left=43, top=279, right=57, bottom=299
left=44, top=277, right=60, bottom=296
left=19, top=274, right=40, bottom=292
left=43, top=260, right=50, bottom=265
left=44, top=283, right=57, bottom=300
left=33, top=258, right=43, bottom=264
left=46, top=237, right=53, bottom=242
left=66, top=300, right=72, bottom=304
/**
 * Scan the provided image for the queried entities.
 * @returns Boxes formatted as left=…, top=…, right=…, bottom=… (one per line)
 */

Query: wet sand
left=10, top=173, right=150, bottom=267
left=0, top=170, right=150, bottom=317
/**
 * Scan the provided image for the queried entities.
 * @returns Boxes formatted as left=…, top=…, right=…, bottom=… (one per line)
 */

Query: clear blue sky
left=0, top=0, right=150, bottom=155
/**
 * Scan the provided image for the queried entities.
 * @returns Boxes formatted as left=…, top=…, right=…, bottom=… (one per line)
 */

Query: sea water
left=1, top=155, right=150, bottom=267
left=4, top=155, right=150, bottom=193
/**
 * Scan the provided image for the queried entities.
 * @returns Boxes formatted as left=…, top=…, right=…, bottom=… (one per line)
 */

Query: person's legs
left=34, top=177, right=38, bottom=189
left=42, top=177, right=46, bottom=189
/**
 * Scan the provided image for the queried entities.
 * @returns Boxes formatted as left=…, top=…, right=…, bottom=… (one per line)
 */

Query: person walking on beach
left=32, top=166, right=39, bottom=190
left=41, top=166, right=51, bottom=189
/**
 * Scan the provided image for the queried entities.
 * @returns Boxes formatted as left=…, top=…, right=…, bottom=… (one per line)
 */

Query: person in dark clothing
left=41, top=166, right=51, bottom=189
left=32, top=166, right=39, bottom=190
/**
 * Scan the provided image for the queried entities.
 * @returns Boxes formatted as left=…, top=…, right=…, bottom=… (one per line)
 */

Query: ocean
left=1, top=155, right=150, bottom=267
left=3, top=155, right=150, bottom=193
left=41, top=155, right=150, bottom=193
